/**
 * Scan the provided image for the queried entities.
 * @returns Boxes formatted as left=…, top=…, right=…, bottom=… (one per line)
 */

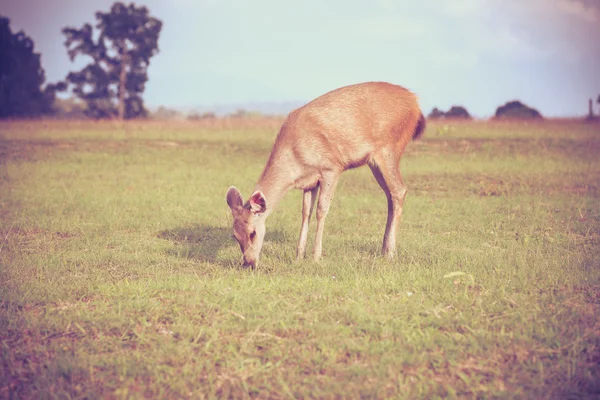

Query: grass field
left=1, top=119, right=599, bottom=399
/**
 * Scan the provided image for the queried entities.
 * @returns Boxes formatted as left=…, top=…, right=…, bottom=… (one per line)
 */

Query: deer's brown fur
left=227, top=82, right=425, bottom=268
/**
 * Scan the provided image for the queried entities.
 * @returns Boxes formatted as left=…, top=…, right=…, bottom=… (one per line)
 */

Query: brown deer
left=226, top=82, right=426, bottom=268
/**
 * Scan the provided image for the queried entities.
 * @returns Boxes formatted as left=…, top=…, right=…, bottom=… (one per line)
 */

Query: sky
left=2, top=0, right=600, bottom=117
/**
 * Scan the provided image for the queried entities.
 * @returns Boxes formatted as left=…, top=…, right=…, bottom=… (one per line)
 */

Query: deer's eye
left=249, top=231, right=256, bottom=241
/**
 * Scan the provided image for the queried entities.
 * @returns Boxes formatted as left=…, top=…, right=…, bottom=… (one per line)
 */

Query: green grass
left=1, top=119, right=599, bottom=399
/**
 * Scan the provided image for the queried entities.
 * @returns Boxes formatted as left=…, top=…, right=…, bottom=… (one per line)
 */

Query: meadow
left=1, top=118, right=599, bottom=399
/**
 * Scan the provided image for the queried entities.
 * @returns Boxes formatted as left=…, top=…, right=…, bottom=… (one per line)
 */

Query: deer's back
left=276, top=82, right=420, bottom=170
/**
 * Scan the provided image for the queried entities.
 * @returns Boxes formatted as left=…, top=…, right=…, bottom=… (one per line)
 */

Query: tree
left=494, top=101, right=542, bottom=120
left=445, top=106, right=471, bottom=119
left=428, top=106, right=471, bottom=120
left=62, top=2, right=162, bottom=119
left=0, top=16, right=60, bottom=118
left=427, top=107, right=445, bottom=119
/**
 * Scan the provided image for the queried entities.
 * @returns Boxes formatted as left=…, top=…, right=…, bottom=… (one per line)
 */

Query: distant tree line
left=428, top=101, right=544, bottom=121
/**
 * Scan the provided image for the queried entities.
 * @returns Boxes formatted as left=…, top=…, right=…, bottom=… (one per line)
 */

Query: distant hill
left=150, top=101, right=305, bottom=118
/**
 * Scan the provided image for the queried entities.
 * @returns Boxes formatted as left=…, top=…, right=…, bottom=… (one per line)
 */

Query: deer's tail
left=413, top=112, right=426, bottom=140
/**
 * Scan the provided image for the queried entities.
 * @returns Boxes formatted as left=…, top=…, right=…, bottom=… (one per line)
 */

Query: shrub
left=428, top=107, right=445, bottom=119
left=494, top=101, right=542, bottom=120
left=445, top=106, right=471, bottom=119
left=428, top=106, right=471, bottom=120
left=187, top=111, right=216, bottom=120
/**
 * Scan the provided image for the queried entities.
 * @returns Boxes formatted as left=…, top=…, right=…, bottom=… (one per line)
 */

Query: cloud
left=495, top=0, right=600, bottom=64
left=437, top=0, right=491, bottom=18
left=491, top=28, right=554, bottom=60
left=502, top=0, right=600, bottom=25
left=430, top=50, right=479, bottom=69
left=170, top=0, right=218, bottom=7
left=332, top=16, right=429, bottom=40
left=557, top=0, right=599, bottom=22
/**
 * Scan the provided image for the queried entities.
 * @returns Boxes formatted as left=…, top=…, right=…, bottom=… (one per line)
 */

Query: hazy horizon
left=3, top=0, right=600, bottom=118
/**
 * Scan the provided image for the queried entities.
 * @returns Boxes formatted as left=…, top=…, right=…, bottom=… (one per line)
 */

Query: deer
left=226, top=81, right=426, bottom=269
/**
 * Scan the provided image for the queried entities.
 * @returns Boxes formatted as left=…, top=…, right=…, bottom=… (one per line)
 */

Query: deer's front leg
left=313, top=172, right=340, bottom=261
left=297, top=185, right=319, bottom=259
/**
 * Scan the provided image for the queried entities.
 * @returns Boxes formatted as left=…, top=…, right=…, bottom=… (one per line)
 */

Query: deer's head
left=226, top=186, right=268, bottom=269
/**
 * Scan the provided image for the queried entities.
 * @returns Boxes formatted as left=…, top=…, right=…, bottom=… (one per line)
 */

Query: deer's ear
left=226, top=186, right=244, bottom=210
left=249, top=190, right=267, bottom=214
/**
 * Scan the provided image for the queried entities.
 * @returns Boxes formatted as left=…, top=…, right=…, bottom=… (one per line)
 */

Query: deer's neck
left=254, top=149, right=297, bottom=216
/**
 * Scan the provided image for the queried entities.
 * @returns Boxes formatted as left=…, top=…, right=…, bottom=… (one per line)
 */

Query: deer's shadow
left=157, top=224, right=288, bottom=265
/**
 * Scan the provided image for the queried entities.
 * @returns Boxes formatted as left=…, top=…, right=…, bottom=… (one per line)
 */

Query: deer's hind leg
left=368, top=149, right=407, bottom=259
